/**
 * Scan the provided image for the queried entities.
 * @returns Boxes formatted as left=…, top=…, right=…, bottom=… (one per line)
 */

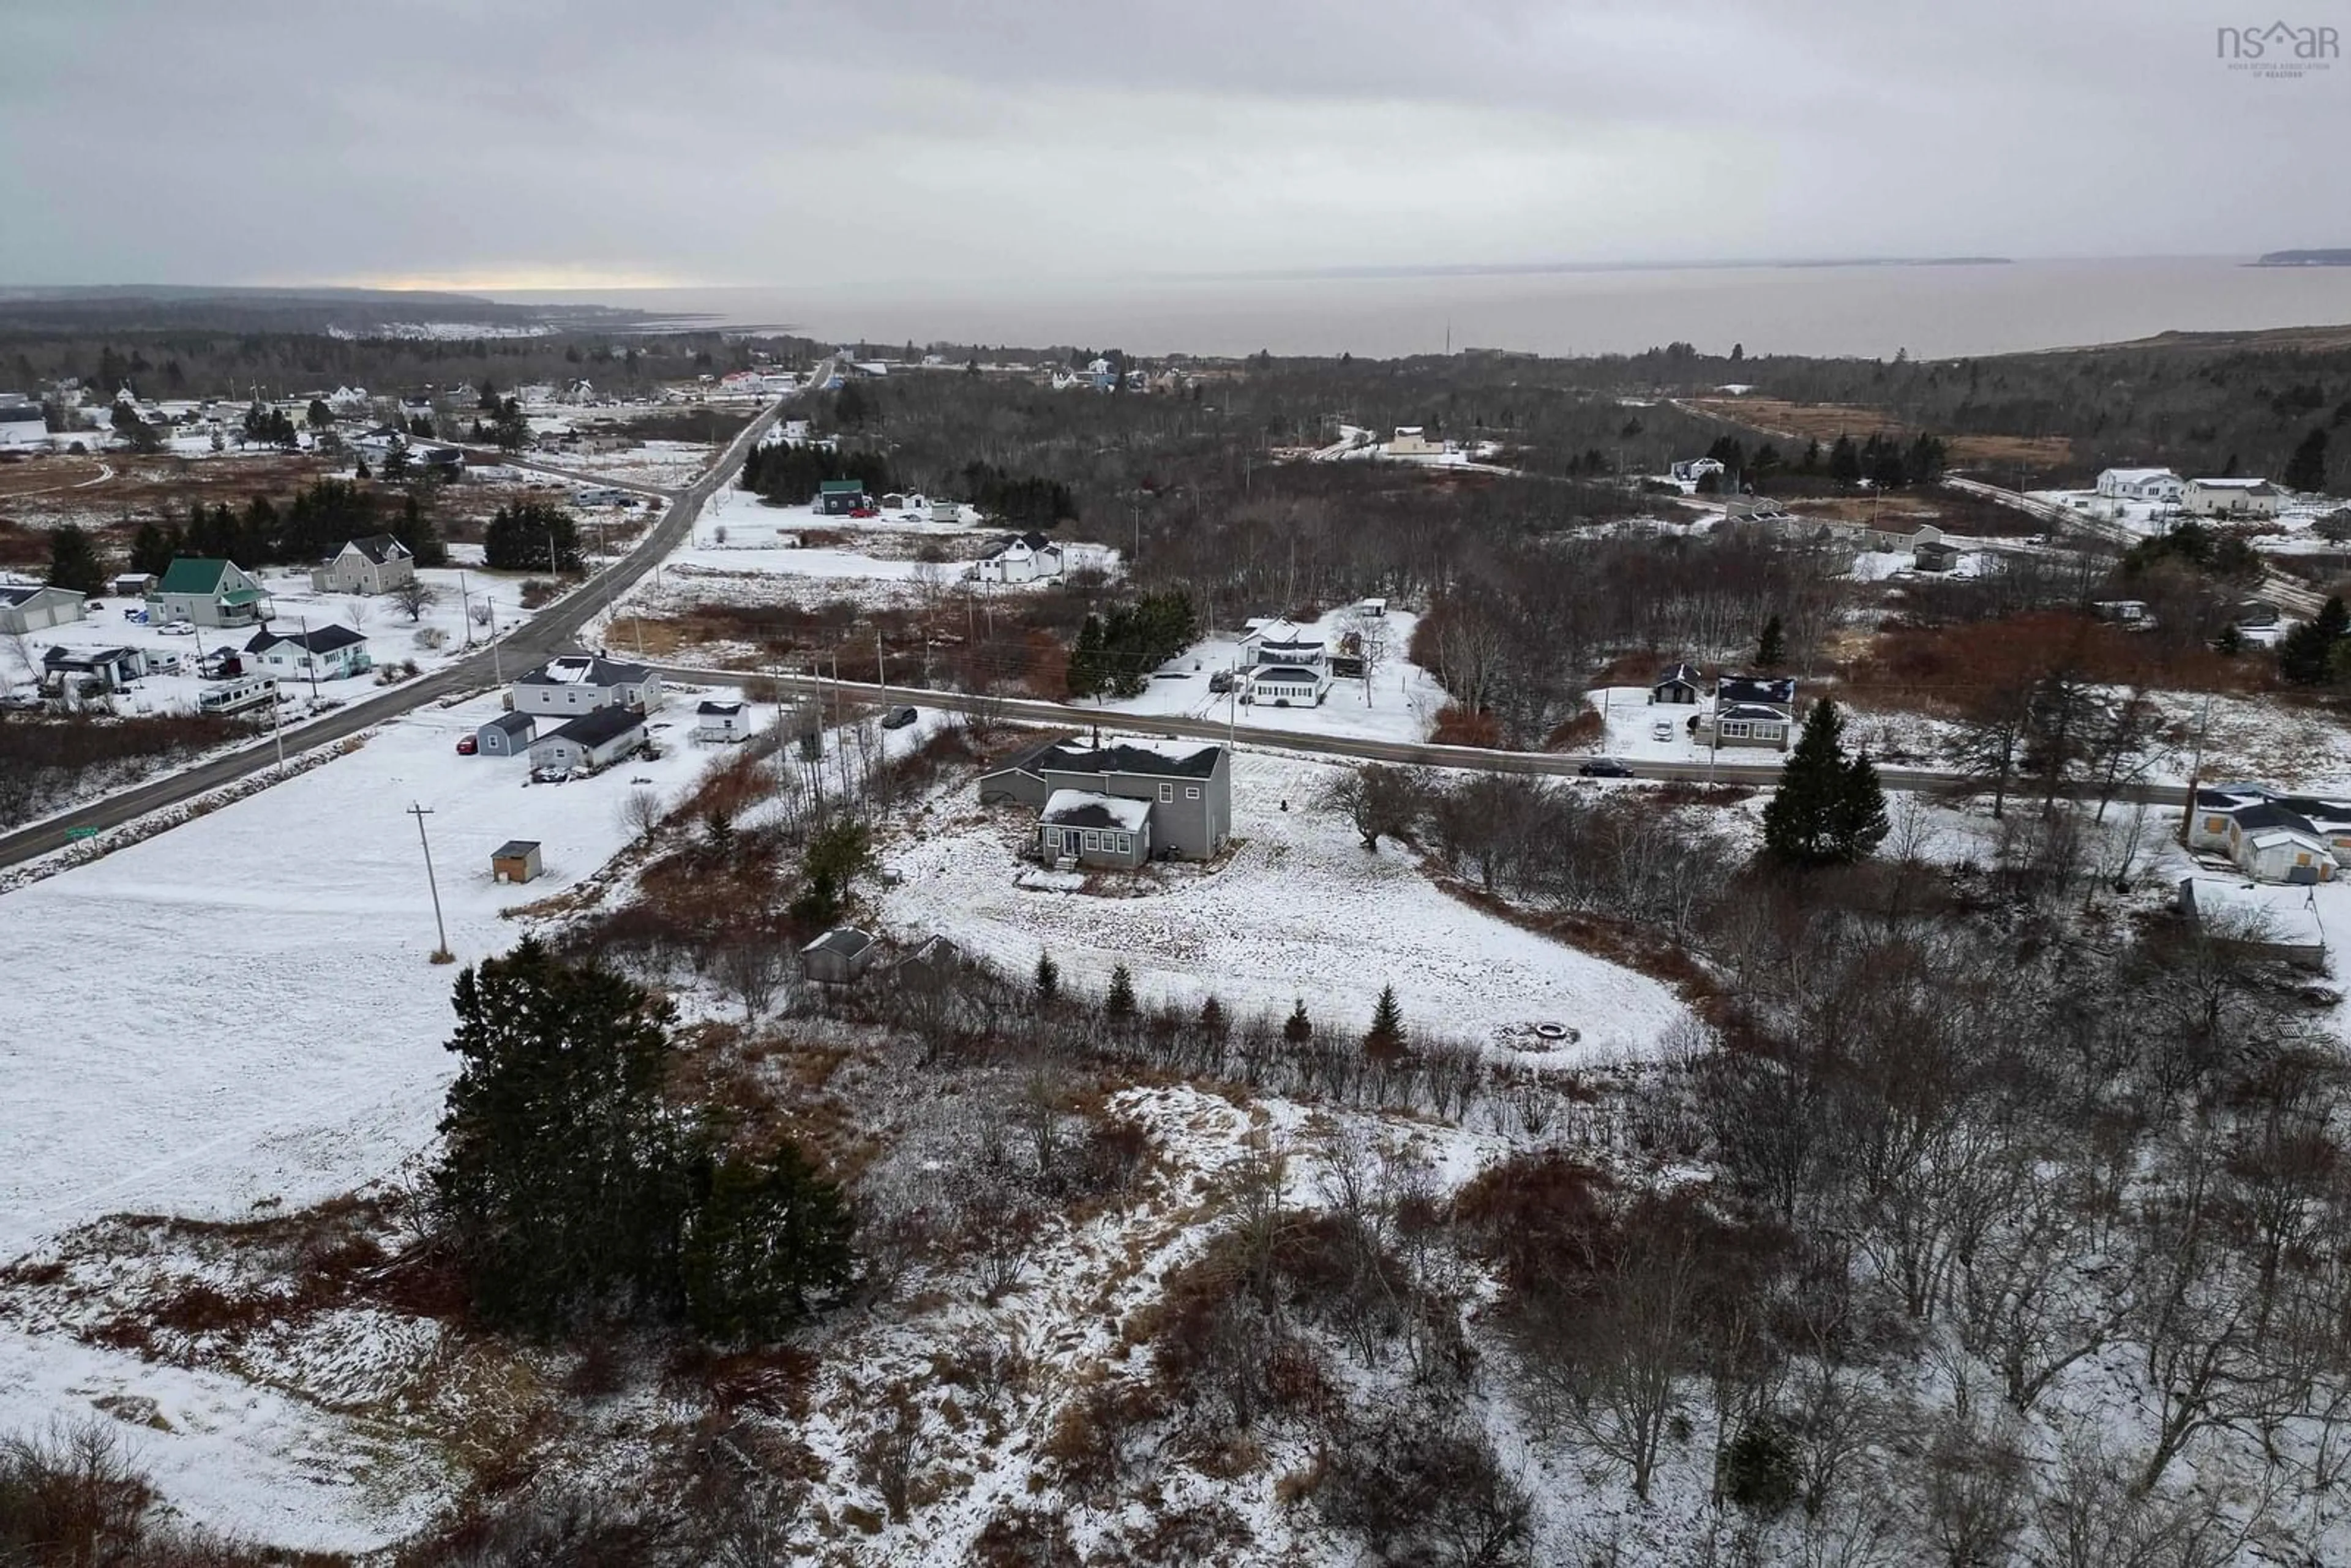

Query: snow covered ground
left=1087, top=607, right=1446, bottom=745
left=875, top=747, right=1691, bottom=1062
left=0, top=684, right=771, bottom=1546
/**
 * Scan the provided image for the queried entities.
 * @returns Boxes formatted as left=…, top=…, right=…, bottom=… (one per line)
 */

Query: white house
left=692, top=699, right=752, bottom=742
left=512, top=654, right=662, bottom=718
left=1670, top=457, right=1727, bottom=486
left=310, top=534, right=416, bottom=596
left=0, top=402, right=47, bottom=451
left=528, top=706, right=647, bottom=773
left=2188, top=784, right=2351, bottom=880
left=243, top=624, right=373, bottom=681
left=1386, top=426, right=1445, bottom=458
left=969, top=532, right=1064, bottom=584
left=2096, top=467, right=2184, bottom=505
left=1244, top=620, right=1326, bottom=669
left=1247, top=664, right=1331, bottom=707
left=2185, top=478, right=2281, bottom=519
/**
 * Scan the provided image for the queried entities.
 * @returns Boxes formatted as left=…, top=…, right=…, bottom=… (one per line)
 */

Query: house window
left=1185, top=787, right=1200, bottom=800
left=1722, top=721, right=1750, bottom=738
left=2298, top=853, right=2313, bottom=866
left=1042, top=828, right=1060, bottom=850
left=1158, top=782, right=1173, bottom=803
left=1111, top=834, right=1128, bottom=854
left=2205, top=816, right=2228, bottom=833
left=1084, top=831, right=1101, bottom=850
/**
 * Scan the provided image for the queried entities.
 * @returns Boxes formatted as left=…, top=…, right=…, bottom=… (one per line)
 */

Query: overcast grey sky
left=2, top=1, right=2344, bottom=288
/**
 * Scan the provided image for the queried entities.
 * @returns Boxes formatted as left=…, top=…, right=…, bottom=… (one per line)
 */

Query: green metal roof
left=219, top=588, right=266, bottom=606
left=155, top=557, right=232, bottom=594
left=819, top=479, right=865, bottom=493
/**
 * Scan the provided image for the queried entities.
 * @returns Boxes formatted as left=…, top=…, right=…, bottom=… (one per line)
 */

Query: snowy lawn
left=875, top=748, right=1690, bottom=1060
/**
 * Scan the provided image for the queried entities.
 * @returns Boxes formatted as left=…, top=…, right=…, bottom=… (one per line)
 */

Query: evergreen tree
left=1067, top=614, right=1106, bottom=700
left=1034, top=952, right=1059, bottom=1004
left=45, top=524, right=104, bottom=596
left=1283, top=999, right=1313, bottom=1044
left=1198, top=995, right=1228, bottom=1040
left=129, top=520, right=173, bottom=577
left=1364, top=985, right=1404, bottom=1055
left=680, top=1142, right=853, bottom=1341
left=398, top=493, right=449, bottom=568
left=432, top=940, right=691, bottom=1333
left=1761, top=696, right=1884, bottom=868
left=483, top=503, right=582, bottom=572
left=2285, top=428, right=2330, bottom=494
left=1757, top=614, right=1787, bottom=667
left=1105, top=963, right=1136, bottom=1018
left=1828, top=434, right=1862, bottom=489
left=306, top=398, right=333, bottom=430
left=2279, top=595, right=2349, bottom=685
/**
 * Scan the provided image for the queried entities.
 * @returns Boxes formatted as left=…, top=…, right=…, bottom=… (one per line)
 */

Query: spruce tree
left=2280, top=596, right=2350, bottom=686
left=1763, top=696, right=1884, bottom=868
left=1283, top=999, right=1313, bottom=1044
left=1105, top=963, right=1136, bottom=1018
left=2284, top=428, right=2330, bottom=495
left=1757, top=615, right=1787, bottom=667
left=129, top=520, right=172, bottom=577
left=1365, top=985, right=1404, bottom=1056
left=1034, top=953, right=1059, bottom=1004
left=45, top=524, right=104, bottom=596
left=680, top=1142, right=853, bottom=1341
left=1198, top=995, right=1228, bottom=1040
left=1067, top=615, right=1106, bottom=700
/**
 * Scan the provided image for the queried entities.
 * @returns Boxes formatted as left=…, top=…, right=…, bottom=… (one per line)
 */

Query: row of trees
left=481, top=502, right=584, bottom=574
left=740, top=440, right=893, bottom=506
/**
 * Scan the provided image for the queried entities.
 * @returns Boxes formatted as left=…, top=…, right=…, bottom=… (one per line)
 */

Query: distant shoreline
left=2254, top=249, right=2351, bottom=268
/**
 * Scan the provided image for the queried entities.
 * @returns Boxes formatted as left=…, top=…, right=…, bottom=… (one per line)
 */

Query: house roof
left=2229, top=801, right=2317, bottom=836
left=1016, top=734, right=1224, bottom=780
left=1253, top=664, right=1324, bottom=683
left=44, top=645, right=136, bottom=668
left=0, top=584, right=77, bottom=607
left=492, top=840, right=540, bottom=860
left=155, top=557, right=242, bottom=595
left=819, top=478, right=866, bottom=494
left=1717, top=703, right=1791, bottom=724
left=1654, top=661, right=1702, bottom=688
left=481, top=711, right=536, bottom=736
left=803, top=926, right=874, bottom=958
left=696, top=699, right=744, bottom=716
left=2101, top=467, right=2179, bottom=484
left=984, top=531, right=1058, bottom=558
left=1717, top=675, right=1797, bottom=707
left=246, top=624, right=367, bottom=655
left=545, top=706, right=647, bottom=748
left=342, top=533, right=410, bottom=565
left=519, top=654, right=656, bottom=689
left=2191, top=477, right=2276, bottom=493
left=1041, top=789, right=1153, bottom=832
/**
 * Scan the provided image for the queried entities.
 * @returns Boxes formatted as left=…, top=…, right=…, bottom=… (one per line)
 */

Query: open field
left=1685, top=395, right=2075, bottom=467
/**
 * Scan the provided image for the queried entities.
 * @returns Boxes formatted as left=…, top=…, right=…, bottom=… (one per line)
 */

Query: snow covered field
left=0, top=686, right=767, bottom=1547
left=876, top=748, right=1690, bottom=1062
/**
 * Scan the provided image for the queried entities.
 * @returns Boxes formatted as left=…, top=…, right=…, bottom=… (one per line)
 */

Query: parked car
left=158, top=619, right=195, bottom=636
left=1650, top=719, right=1675, bottom=742
left=849, top=506, right=879, bottom=519
left=882, top=705, right=918, bottom=730
left=1578, top=758, right=1633, bottom=778
left=528, top=765, right=573, bottom=784
left=122, top=606, right=148, bottom=623
left=456, top=735, right=478, bottom=756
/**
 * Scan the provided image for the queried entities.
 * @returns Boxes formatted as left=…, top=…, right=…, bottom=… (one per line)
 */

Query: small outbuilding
left=801, top=926, right=877, bottom=985
left=818, top=478, right=866, bottom=516
left=476, top=710, right=538, bottom=757
left=527, top=705, right=647, bottom=773
left=490, top=840, right=543, bottom=884
left=694, top=698, right=752, bottom=742
left=1650, top=662, right=1704, bottom=705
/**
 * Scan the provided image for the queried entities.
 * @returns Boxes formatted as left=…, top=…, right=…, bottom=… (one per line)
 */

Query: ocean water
left=490, top=257, right=2351, bottom=361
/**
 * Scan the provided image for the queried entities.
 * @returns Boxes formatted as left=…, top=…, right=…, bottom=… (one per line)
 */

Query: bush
left=1721, top=1416, right=1801, bottom=1517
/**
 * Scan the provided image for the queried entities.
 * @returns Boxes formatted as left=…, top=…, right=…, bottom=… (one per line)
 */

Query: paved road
left=0, top=380, right=812, bottom=872
left=658, top=661, right=2198, bottom=809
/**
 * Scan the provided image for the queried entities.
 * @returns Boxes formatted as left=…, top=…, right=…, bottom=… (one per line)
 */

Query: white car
left=158, top=619, right=196, bottom=636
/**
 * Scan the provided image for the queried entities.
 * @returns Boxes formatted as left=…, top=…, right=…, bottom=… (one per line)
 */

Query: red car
left=455, top=735, right=478, bottom=756
left=849, top=505, right=879, bottom=519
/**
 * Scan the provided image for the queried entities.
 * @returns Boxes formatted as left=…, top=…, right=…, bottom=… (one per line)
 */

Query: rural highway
left=0, top=380, right=812, bottom=871
left=658, top=661, right=2200, bottom=811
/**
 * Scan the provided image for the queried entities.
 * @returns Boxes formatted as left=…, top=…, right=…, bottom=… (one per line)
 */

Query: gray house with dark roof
left=311, top=534, right=416, bottom=596
left=513, top=653, right=662, bottom=717
left=980, top=733, right=1232, bottom=861
left=1698, top=674, right=1799, bottom=751
left=527, top=705, right=647, bottom=773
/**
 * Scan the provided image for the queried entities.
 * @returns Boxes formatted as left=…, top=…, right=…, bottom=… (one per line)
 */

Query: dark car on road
left=1577, top=758, right=1633, bottom=778
left=882, top=706, right=919, bottom=730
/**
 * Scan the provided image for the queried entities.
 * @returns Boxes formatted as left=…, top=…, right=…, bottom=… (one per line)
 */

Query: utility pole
left=875, top=626, right=887, bottom=694
left=269, top=684, right=285, bottom=772
left=406, top=802, right=451, bottom=962
left=458, top=569, right=473, bottom=649
left=2180, top=692, right=2213, bottom=842
left=296, top=615, right=321, bottom=701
